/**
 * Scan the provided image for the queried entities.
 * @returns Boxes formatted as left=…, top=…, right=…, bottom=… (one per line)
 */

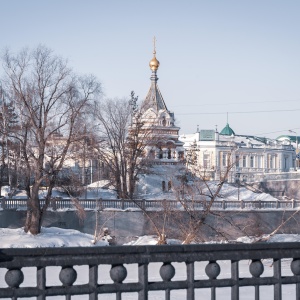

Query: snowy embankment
left=5, top=178, right=278, bottom=202
left=1, top=227, right=300, bottom=248
left=137, top=172, right=278, bottom=201
left=0, top=227, right=108, bottom=248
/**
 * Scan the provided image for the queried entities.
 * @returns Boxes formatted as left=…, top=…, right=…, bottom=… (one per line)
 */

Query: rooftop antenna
left=227, top=112, right=229, bottom=124
left=197, top=125, right=199, bottom=132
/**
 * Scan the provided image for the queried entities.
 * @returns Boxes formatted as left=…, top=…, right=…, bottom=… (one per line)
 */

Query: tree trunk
left=24, top=183, right=42, bottom=234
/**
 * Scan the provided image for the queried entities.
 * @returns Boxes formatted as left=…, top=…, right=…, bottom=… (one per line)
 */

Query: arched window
left=159, top=147, right=163, bottom=159
left=162, top=117, right=166, bottom=126
left=149, top=150, right=155, bottom=159
left=168, top=181, right=172, bottom=191
left=167, top=148, right=171, bottom=159
left=162, top=181, right=166, bottom=191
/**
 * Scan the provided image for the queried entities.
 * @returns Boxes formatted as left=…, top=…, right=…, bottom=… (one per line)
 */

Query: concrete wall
left=252, top=179, right=300, bottom=199
left=2, top=209, right=300, bottom=244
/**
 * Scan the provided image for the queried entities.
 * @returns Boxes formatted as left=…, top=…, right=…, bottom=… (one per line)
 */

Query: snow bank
left=0, top=227, right=108, bottom=248
left=237, top=234, right=300, bottom=244
left=124, top=235, right=182, bottom=245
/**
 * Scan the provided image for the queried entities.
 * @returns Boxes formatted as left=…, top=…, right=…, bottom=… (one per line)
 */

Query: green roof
left=220, top=123, right=235, bottom=136
left=277, top=135, right=300, bottom=143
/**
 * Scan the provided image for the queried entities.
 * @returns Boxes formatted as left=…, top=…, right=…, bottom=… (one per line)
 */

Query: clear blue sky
left=1, top=0, right=300, bottom=138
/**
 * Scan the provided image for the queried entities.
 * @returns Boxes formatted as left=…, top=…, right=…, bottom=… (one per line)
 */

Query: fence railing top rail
left=1, top=241, right=300, bottom=265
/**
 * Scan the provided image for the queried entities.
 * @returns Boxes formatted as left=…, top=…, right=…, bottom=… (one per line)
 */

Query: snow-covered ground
left=4, top=175, right=279, bottom=202
left=9, top=180, right=118, bottom=200
left=0, top=227, right=108, bottom=248
left=1, top=227, right=300, bottom=248
left=136, top=171, right=278, bottom=201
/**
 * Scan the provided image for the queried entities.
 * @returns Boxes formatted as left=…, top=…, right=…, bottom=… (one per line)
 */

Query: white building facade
left=181, top=123, right=296, bottom=183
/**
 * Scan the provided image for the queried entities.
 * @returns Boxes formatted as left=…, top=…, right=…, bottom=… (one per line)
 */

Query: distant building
left=276, top=134, right=300, bottom=168
left=140, top=41, right=185, bottom=163
left=181, top=123, right=296, bottom=183
left=135, top=40, right=185, bottom=194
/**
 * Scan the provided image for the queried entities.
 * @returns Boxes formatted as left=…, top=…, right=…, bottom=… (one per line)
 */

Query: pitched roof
left=144, top=79, right=168, bottom=112
left=220, top=123, right=235, bottom=136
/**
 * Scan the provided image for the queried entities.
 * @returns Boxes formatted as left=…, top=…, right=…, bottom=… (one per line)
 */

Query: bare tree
left=2, top=46, right=101, bottom=234
left=171, top=149, right=236, bottom=244
left=94, top=92, right=155, bottom=199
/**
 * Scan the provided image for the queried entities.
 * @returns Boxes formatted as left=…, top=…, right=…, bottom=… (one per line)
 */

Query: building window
left=235, top=155, right=239, bottom=167
left=203, top=153, right=210, bottom=168
left=167, top=148, right=171, bottom=159
left=284, top=156, right=288, bottom=169
left=268, top=155, right=273, bottom=169
left=257, top=156, right=262, bottom=168
left=162, top=181, right=166, bottom=191
left=159, top=147, right=163, bottom=159
left=168, top=181, right=172, bottom=191
left=250, top=156, right=254, bottom=168
left=242, top=156, right=247, bottom=167
left=149, top=150, right=155, bottom=159
left=222, top=153, right=227, bottom=167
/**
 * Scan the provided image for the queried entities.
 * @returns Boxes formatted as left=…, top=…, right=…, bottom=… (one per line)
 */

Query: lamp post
left=236, top=172, right=240, bottom=201
left=289, top=130, right=298, bottom=169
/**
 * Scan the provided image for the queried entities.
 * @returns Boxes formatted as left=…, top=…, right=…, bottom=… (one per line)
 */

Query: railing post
left=292, top=199, right=296, bottom=209
left=273, top=259, right=282, bottom=300
left=138, top=263, right=148, bottom=300
left=142, top=199, right=146, bottom=210
left=222, top=200, right=226, bottom=210
left=89, top=264, right=98, bottom=300
left=163, top=199, right=167, bottom=211
left=276, top=200, right=279, bottom=209
left=37, top=266, right=46, bottom=300
left=186, top=262, right=195, bottom=300
left=1, top=196, right=6, bottom=210
left=121, top=198, right=124, bottom=210
left=241, top=200, right=244, bottom=209
left=51, top=197, right=57, bottom=211
left=231, top=260, right=239, bottom=300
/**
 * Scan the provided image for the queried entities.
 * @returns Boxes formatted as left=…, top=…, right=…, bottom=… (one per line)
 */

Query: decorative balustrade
left=1, top=197, right=300, bottom=211
left=249, top=171, right=300, bottom=183
left=1, top=243, right=300, bottom=299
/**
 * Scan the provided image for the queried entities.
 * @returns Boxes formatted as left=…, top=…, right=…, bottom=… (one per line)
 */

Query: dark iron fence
left=1, top=197, right=300, bottom=211
left=1, top=243, right=300, bottom=299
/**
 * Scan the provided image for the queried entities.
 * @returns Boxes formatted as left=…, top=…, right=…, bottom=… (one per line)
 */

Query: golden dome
left=149, top=52, right=160, bottom=71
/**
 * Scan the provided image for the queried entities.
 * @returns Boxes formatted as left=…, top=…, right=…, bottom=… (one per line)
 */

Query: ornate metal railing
left=1, top=197, right=300, bottom=211
left=1, top=243, right=300, bottom=299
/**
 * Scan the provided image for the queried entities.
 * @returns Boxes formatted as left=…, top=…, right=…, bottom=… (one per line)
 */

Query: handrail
left=1, top=197, right=300, bottom=210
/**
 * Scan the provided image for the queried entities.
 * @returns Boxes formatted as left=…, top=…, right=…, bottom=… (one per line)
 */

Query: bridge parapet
left=1, top=243, right=300, bottom=299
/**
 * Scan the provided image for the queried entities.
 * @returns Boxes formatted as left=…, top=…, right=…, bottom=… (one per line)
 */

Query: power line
left=253, top=127, right=300, bottom=137
left=177, top=108, right=300, bottom=116
left=172, top=99, right=300, bottom=108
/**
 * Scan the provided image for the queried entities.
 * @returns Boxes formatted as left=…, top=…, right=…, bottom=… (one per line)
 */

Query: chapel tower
left=142, top=38, right=184, bottom=163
